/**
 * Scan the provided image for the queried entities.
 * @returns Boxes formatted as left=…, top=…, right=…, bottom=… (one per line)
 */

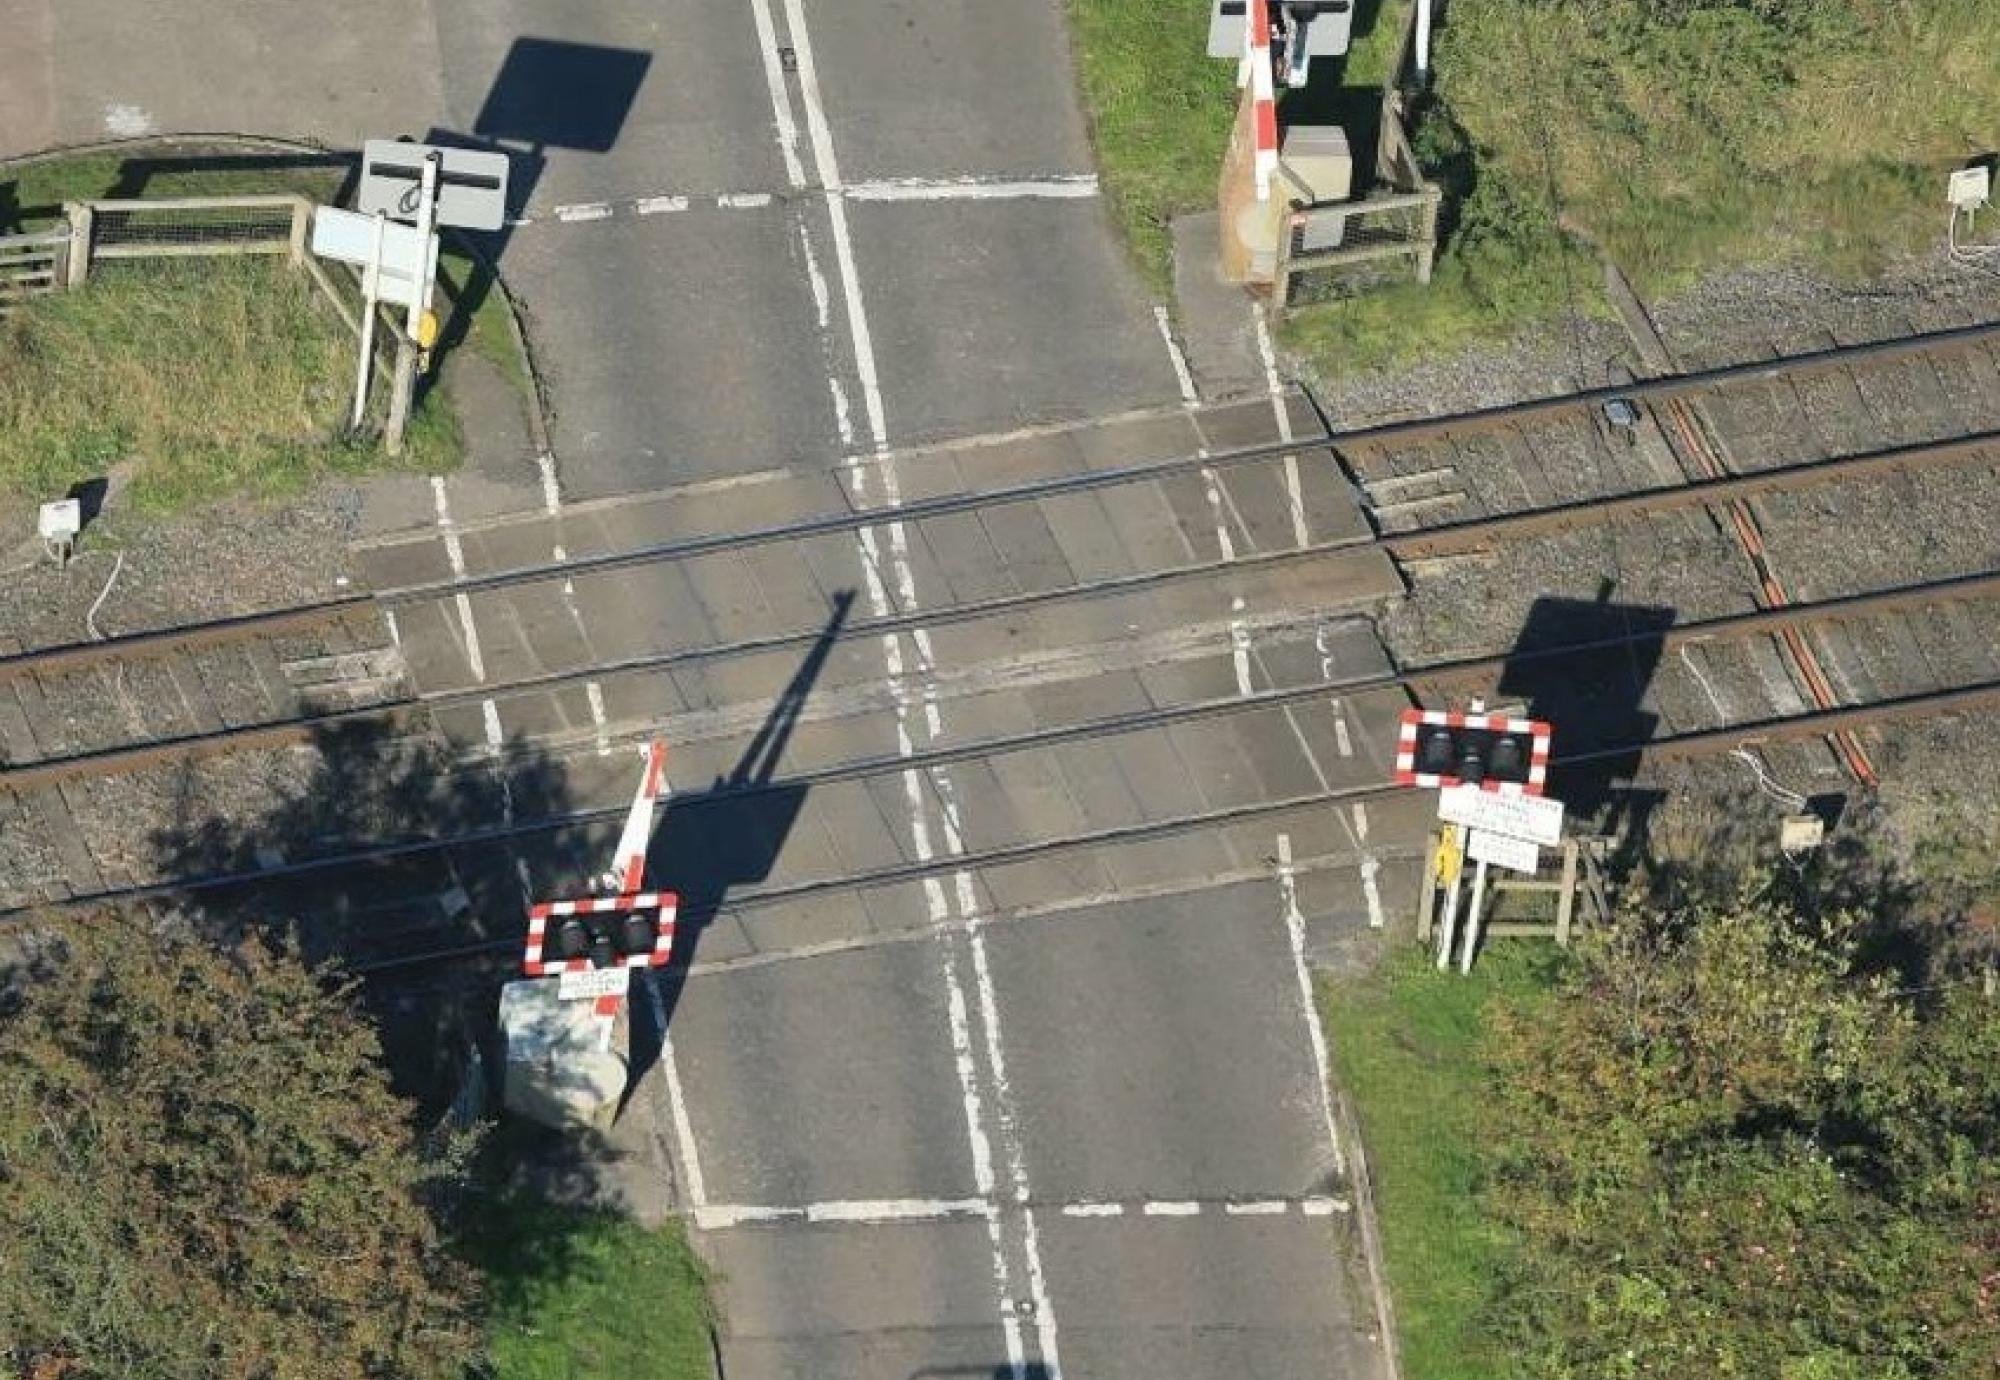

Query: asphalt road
left=8, top=2, right=1416, bottom=1374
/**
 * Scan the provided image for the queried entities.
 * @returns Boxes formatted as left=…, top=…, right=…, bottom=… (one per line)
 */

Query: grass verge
left=1065, top=0, right=1238, bottom=291
left=0, top=257, right=455, bottom=515
left=0, top=142, right=345, bottom=235
left=1066, top=1, right=2000, bottom=375
left=1318, top=944, right=1556, bottom=1380
left=457, top=1192, right=715, bottom=1380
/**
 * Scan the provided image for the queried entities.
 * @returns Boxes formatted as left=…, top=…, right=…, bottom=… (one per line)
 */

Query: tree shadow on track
left=144, top=718, right=579, bottom=1110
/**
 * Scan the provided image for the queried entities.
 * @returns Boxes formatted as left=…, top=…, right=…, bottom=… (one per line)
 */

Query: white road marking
left=1253, top=308, right=1312, bottom=549
left=383, top=609, right=401, bottom=647
left=842, top=174, right=1099, bottom=202
left=1230, top=595, right=1255, bottom=697
left=1333, top=701, right=1354, bottom=757
left=481, top=700, right=504, bottom=753
left=586, top=681, right=611, bottom=756
left=783, top=0, right=888, bottom=452
left=1350, top=803, right=1386, bottom=929
left=659, top=1024, right=709, bottom=1209
left=429, top=477, right=487, bottom=685
left=717, top=191, right=774, bottom=208
left=1224, top=1200, right=1291, bottom=1216
left=536, top=453, right=562, bottom=515
left=103, top=103, right=155, bottom=137
left=1154, top=305, right=1199, bottom=407
left=1062, top=1202, right=1125, bottom=1218
left=554, top=201, right=614, bottom=222
left=808, top=1198, right=993, bottom=1224
left=690, top=1195, right=1351, bottom=1229
left=636, top=194, right=690, bottom=215
left=1275, top=833, right=1347, bottom=1175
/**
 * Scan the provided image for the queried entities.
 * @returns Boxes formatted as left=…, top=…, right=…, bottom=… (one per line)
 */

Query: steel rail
left=11, top=562, right=2000, bottom=792
left=0, top=596, right=371, bottom=683
left=7, top=320, right=1993, bottom=684
left=1328, top=317, right=2000, bottom=452
left=1378, top=430, right=2000, bottom=558
left=348, top=673, right=2000, bottom=975
left=13, top=569, right=2000, bottom=918
left=12, top=426, right=1998, bottom=789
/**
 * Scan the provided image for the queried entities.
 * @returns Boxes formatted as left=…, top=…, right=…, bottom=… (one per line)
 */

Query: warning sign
left=557, top=965, right=632, bottom=1002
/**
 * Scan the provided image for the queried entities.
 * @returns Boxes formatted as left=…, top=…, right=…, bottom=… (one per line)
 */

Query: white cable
left=84, top=551, right=124, bottom=642
left=1679, top=644, right=1728, bottom=720
left=1730, top=747, right=1809, bottom=812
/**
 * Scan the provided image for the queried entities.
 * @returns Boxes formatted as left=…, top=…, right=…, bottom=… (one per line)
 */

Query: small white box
left=37, top=498, right=81, bottom=542
left=1948, top=165, right=1990, bottom=211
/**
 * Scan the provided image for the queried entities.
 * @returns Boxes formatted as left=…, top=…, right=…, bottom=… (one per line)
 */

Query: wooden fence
left=1270, top=2, right=1444, bottom=314
left=3, top=194, right=417, bottom=447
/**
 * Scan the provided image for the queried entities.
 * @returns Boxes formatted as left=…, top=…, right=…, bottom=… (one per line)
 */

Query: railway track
left=8, top=318, right=2000, bottom=920
left=8, top=425, right=1999, bottom=790
left=13, top=566, right=2000, bottom=923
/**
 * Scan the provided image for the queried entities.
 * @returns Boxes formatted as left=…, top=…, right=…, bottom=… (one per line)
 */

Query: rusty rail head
left=1381, top=431, right=2000, bottom=559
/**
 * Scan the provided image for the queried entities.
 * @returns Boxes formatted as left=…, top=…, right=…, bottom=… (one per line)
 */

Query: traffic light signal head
left=1396, top=708, right=1552, bottom=796
left=523, top=893, right=679, bottom=976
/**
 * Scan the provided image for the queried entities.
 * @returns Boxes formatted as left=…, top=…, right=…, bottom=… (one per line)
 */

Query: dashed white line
left=1061, top=1202, right=1125, bottom=1218
left=585, top=681, right=611, bottom=756
left=636, top=194, right=690, bottom=215
left=842, top=174, right=1099, bottom=202
left=553, top=201, right=613, bottom=222
left=429, top=477, right=487, bottom=685
left=1300, top=1196, right=1351, bottom=1216
left=717, top=191, right=774, bottom=209
left=1275, top=832, right=1347, bottom=1175
left=1224, top=1199, right=1291, bottom=1216
left=536, top=453, right=562, bottom=515
left=807, top=1198, right=993, bottom=1224
left=1332, top=700, right=1354, bottom=757
left=1229, top=595, right=1255, bottom=696
left=1141, top=1200, right=1203, bottom=1217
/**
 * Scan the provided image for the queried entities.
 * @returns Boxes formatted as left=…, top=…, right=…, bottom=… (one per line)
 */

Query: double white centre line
left=745, top=3, right=1062, bottom=1375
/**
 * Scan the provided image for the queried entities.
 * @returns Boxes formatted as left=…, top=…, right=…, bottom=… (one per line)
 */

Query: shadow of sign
left=1497, top=588, right=1672, bottom=838
left=417, top=37, right=651, bottom=388
left=620, top=592, right=855, bottom=1114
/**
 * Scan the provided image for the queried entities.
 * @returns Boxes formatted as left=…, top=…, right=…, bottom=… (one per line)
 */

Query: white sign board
left=1467, top=828, right=1540, bottom=875
left=556, top=964, right=632, bottom=1002
left=1437, top=785, right=1565, bottom=847
left=309, top=207, right=431, bottom=310
left=359, top=140, right=511, bottom=231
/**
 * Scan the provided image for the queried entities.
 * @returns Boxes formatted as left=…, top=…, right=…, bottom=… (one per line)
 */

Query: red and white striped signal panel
left=1394, top=708, right=1552, bottom=797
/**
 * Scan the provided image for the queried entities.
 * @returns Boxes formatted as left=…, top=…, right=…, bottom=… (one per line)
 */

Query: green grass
left=458, top=1193, right=715, bottom=1380
left=1066, top=0, right=1239, bottom=289
left=0, top=257, right=454, bottom=515
left=1318, top=945, right=1556, bottom=1380
left=1, top=144, right=344, bottom=234
left=1066, top=0, right=2000, bottom=376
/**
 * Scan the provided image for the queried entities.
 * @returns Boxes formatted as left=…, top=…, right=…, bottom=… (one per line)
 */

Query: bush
left=1484, top=900, right=2000, bottom=1377
left=0, top=921, right=480, bottom=1380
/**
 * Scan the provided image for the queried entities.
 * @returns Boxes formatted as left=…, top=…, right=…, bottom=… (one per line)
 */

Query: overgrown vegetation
left=457, top=1190, right=715, bottom=1380
left=0, top=922, right=480, bottom=1380
left=1327, top=854, right=2000, bottom=1378
left=0, top=258, right=456, bottom=514
left=1067, top=1, right=2000, bottom=371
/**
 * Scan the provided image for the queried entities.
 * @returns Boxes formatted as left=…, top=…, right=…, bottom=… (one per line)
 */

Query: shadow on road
left=620, top=591, right=854, bottom=1115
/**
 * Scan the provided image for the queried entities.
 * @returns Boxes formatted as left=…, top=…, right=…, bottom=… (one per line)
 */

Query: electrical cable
left=84, top=551, right=124, bottom=642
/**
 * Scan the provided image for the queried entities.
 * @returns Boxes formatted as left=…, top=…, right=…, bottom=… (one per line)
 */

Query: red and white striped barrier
left=523, top=891, right=679, bottom=977
left=1394, top=708, right=1553, bottom=797
left=1240, top=0, right=1279, bottom=201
